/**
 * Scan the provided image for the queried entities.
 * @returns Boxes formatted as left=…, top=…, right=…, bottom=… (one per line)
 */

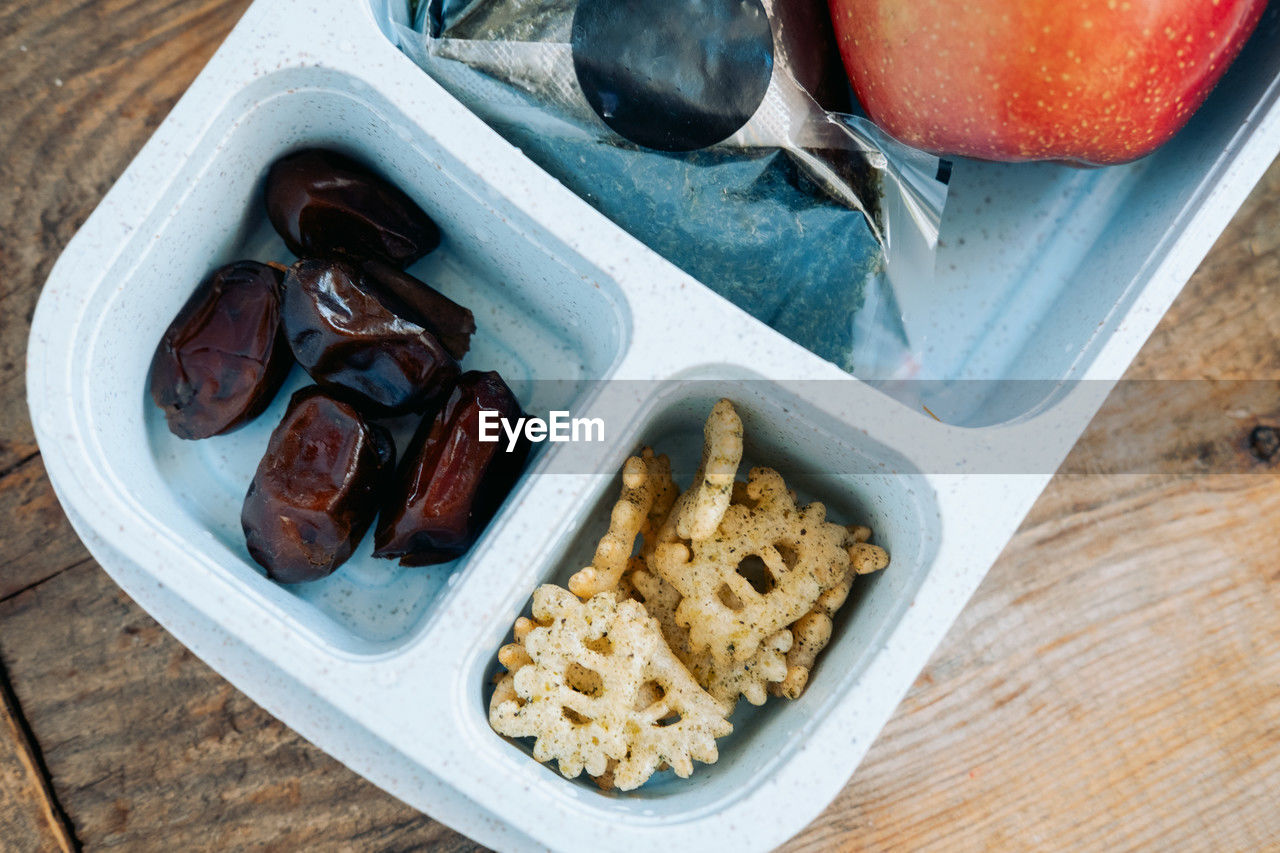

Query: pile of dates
left=149, top=149, right=529, bottom=584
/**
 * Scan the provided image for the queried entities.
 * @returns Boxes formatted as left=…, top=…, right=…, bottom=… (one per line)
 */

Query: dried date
left=282, top=258, right=461, bottom=415
left=360, top=258, right=475, bottom=360
left=265, top=148, right=440, bottom=267
left=148, top=260, right=292, bottom=440
left=242, top=387, right=396, bottom=583
left=374, top=371, right=530, bottom=566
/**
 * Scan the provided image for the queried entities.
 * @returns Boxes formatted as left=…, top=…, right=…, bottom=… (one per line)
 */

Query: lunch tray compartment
left=468, top=377, right=941, bottom=805
left=72, top=69, right=629, bottom=655
left=366, top=0, right=1280, bottom=428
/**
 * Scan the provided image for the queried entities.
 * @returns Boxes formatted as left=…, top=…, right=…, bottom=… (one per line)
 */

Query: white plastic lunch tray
left=26, top=0, right=1280, bottom=849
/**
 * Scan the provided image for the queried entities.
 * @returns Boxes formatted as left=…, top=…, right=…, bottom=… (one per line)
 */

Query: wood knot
left=1248, top=425, right=1280, bottom=463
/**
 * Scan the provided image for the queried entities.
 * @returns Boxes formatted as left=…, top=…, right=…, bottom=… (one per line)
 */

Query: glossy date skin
left=242, top=387, right=396, bottom=583
left=374, top=371, right=529, bottom=566
left=265, top=149, right=440, bottom=267
left=282, top=258, right=461, bottom=415
left=148, top=260, right=292, bottom=440
left=360, top=258, right=475, bottom=360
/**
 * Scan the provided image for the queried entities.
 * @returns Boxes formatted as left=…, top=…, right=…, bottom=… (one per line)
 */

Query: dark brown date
left=360, top=258, right=475, bottom=360
left=242, top=387, right=395, bottom=583
left=374, top=371, right=529, bottom=566
left=282, top=258, right=461, bottom=415
left=148, top=260, right=292, bottom=440
left=265, top=148, right=440, bottom=267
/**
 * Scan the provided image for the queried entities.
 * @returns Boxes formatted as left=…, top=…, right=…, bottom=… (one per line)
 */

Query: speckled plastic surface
left=25, top=0, right=1280, bottom=850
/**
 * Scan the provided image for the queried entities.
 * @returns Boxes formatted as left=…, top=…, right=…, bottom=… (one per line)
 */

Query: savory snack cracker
left=631, top=566, right=791, bottom=708
left=489, top=399, right=892, bottom=789
left=671, top=398, right=743, bottom=541
left=650, top=466, right=849, bottom=665
left=569, top=449, right=677, bottom=599
left=774, top=527, right=890, bottom=698
left=489, top=585, right=732, bottom=790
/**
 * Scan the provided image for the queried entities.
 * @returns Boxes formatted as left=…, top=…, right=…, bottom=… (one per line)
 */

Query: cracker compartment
left=475, top=381, right=940, bottom=810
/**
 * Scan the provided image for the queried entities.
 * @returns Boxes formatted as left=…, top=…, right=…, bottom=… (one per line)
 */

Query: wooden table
left=3, top=0, right=1278, bottom=849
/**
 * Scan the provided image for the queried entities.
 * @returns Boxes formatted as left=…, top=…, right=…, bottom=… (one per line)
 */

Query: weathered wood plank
left=784, top=473, right=1280, bottom=853
left=0, top=455, right=93, bottom=600
left=0, top=561, right=482, bottom=852
left=0, top=673, right=76, bottom=853
left=0, top=0, right=261, bottom=474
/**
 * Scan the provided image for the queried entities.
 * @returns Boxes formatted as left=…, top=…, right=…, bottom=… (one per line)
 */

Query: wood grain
left=0, top=673, right=76, bottom=853
left=783, top=474, right=1280, bottom=852
left=1, top=0, right=1279, bottom=847
left=0, top=562, right=483, bottom=852
left=0, top=455, right=93, bottom=601
left=0, top=0, right=476, bottom=847
left=0, top=0, right=258, bottom=473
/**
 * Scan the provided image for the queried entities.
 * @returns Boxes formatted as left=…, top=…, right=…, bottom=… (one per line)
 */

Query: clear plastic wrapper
left=388, top=0, right=948, bottom=377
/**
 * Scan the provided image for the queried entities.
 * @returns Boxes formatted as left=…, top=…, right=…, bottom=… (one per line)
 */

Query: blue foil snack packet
left=386, top=0, right=946, bottom=377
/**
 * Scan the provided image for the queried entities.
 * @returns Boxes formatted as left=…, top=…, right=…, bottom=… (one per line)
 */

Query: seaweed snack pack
left=390, top=0, right=948, bottom=378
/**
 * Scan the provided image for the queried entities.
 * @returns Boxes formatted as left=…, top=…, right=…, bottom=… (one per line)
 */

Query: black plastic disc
left=571, top=0, right=774, bottom=152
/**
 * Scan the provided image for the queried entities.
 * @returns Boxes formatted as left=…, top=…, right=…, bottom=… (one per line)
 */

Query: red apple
left=829, top=0, right=1268, bottom=164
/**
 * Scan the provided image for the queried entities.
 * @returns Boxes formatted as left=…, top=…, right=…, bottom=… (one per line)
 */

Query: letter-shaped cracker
left=640, top=448, right=680, bottom=552
left=569, top=449, right=677, bottom=599
left=489, top=585, right=732, bottom=791
left=631, top=566, right=791, bottom=708
left=773, top=527, right=890, bottom=699
left=651, top=467, right=849, bottom=665
left=671, top=399, right=743, bottom=541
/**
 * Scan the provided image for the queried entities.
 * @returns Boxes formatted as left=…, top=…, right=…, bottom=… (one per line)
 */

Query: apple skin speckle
left=828, top=0, right=1268, bottom=164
